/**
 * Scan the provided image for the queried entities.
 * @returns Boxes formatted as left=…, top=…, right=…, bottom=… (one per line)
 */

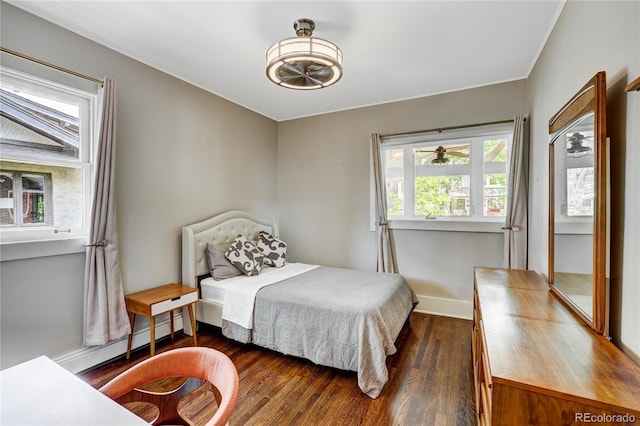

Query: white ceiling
left=8, top=1, right=565, bottom=121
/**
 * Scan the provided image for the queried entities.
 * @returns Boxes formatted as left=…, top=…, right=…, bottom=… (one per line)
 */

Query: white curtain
left=83, top=78, right=131, bottom=346
left=371, top=133, right=396, bottom=273
left=503, top=115, right=529, bottom=269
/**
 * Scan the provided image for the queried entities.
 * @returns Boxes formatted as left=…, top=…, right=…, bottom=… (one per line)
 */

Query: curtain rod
left=0, top=47, right=103, bottom=86
left=380, top=117, right=527, bottom=138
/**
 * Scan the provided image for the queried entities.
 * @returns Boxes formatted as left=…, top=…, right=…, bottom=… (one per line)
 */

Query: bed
left=181, top=210, right=417, bottom=398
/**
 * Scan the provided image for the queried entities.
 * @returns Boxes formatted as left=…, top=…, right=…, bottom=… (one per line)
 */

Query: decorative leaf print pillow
left=225, top=235, right=265, bottom=276
left=256, top=231, right=287, bottom=267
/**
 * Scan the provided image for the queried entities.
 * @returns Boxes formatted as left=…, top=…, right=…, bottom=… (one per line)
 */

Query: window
left=552, top=121, right=594, bottom=236
left=0, top=67, right=98, bottom=242
left=556, top=125, right=595, bottom=218
left=379, top=123, right=513, bottom=229
left=1, top=170, right=52, bottom=226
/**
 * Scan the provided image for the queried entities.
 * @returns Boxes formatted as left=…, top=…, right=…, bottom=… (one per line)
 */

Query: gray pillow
left=206, top=242, right=242, bottom=281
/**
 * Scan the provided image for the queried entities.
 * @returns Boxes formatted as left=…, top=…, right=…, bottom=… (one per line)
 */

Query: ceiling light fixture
left=266, top=18, right=343, bottom=90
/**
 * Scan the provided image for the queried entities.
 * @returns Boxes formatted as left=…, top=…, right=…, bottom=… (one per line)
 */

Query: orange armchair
left=99, top=347, right=238, bottom=426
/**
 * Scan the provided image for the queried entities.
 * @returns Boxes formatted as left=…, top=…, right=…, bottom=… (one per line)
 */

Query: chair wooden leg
left=122, top=401, right=160, bottom=424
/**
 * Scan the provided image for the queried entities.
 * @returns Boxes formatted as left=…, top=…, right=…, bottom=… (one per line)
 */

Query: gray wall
left=527, top=0, right=640, bottom=361
left=277, top=81, right=527, bottom=306
left=0, top=3, right=278, bottom=369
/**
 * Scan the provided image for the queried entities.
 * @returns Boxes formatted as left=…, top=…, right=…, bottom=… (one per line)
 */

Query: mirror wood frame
left=548, top=71, right=608, bottom=335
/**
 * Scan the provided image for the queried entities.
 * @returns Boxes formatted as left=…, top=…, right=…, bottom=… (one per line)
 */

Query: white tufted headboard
left=181, top=210, right=278, bottom=289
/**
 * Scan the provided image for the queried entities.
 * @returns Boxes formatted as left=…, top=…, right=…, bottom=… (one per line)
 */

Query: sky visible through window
left=3, top=88, right=79, bottom=118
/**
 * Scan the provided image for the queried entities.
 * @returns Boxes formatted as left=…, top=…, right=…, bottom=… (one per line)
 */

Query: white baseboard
left=54, top=314, right=184, bottom=374
left=413, top=294, right=473, bottom=320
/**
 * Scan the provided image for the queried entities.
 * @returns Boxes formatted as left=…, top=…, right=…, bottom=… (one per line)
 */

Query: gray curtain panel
left=83, top=78, right=131, bottom=346
left=503, top=115, right=529, bottom=269
left=371, top=133, right=396, bottom=273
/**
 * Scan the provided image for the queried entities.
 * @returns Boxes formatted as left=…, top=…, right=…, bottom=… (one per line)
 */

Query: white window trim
left=388, top=218, right=505, bottom=233
left=370, top=122, right=513, bottom=233
left=0, top=237, right=86, bottom=260
left=0, top=66, right=99, bottom=244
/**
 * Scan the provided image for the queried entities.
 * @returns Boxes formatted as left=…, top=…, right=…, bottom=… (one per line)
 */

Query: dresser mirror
left=548, top=71, right=609, bottom=335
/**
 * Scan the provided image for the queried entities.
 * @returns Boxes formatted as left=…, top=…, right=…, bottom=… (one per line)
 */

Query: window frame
left=372, top=123, right=513, bottom=233
left=0, top=66, right=98, bottom=243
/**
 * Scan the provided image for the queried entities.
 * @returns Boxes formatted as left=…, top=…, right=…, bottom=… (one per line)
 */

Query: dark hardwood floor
left=81, top=313, right=476, bottom=426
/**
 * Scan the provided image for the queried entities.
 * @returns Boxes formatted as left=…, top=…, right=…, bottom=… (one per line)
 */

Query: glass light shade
left=431, top=157, right=450, bottom=165
left=266, top=36, right=343, bottom=90
left=567, top=144, right=592, bottom=157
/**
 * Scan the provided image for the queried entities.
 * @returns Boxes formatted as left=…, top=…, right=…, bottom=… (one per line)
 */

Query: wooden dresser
left=473, top=267, right=640, bottom=425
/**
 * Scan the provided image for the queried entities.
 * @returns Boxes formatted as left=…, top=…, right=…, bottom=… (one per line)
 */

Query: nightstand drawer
left=151, top=291, right=198, bottom=315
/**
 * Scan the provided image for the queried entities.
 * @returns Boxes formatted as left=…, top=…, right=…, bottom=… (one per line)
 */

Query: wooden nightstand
left=125, top=283, right=198, bottom=359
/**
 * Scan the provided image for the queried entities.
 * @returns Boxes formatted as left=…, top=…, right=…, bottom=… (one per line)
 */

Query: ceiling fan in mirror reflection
left=415, top=145, right=469, bottom=165
left=566, top=132, right=593, bottom=158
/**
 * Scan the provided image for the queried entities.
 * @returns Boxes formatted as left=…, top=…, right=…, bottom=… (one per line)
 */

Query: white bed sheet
left=199, top=276, right=227, bottom=304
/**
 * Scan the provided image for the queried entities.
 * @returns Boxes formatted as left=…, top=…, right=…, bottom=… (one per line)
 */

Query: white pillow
left=225, top=235, right=264, bottom=276
left=256, top=231, right=287, bottom=267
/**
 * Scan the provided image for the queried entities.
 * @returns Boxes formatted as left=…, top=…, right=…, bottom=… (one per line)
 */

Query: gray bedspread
left=221, top=266, right=417, bottom=398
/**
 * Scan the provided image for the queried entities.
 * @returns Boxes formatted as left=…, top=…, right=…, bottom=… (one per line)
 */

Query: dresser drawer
left=151, top=291, right=198, bottom=315
left=473, top=290, right=481, bottom=324
left=478, top=321, right=491, bottom=377
left=480, top=383, right=491, bottom=425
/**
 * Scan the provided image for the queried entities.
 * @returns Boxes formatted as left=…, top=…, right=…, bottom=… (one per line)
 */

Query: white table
left=0, top=356, right=149, bottom=425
